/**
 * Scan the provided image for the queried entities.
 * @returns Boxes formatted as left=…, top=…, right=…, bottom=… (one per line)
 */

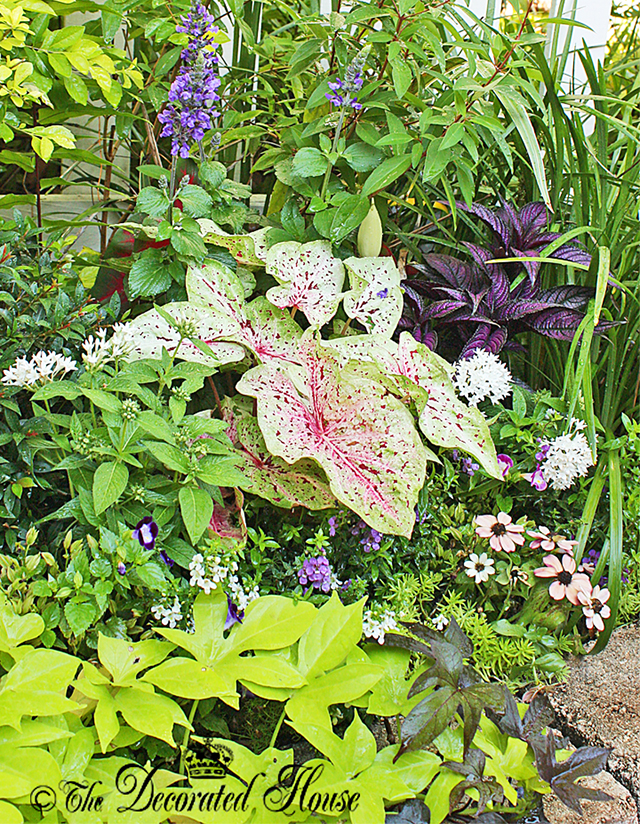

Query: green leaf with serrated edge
left=178, top=184, right=213, bottom=218
left=144, top=441, right=189, bottom=472
left=97, top=635, right=174, bottom=687
left=342, top=256, right=403, bottom=337
left=179, top=485, right=213, bottom=544
left=291, top=146, right=328, bottom=177
left=64, top=600, right=96, bottom=635
left=236, top=339, right=428, bottom=537
left=232, top=416, right=334, bottom=510
left=330, top=193, right=370, bottom=243
left=264, top=240, right=345, bottom=328
left=93, top=461, right=129, bottom=514
left=0, top=599, right=44, bottom=652
left=114, top=687, right=191, bottom=746
left=128, top=248, right=171, bottom=299
left=198, top=219, right=270, bottom=266
left=136, top=186, right=170, bottom=217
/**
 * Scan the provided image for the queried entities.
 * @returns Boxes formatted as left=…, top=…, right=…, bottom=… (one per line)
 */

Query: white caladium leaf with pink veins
left=236, top=339, right=428, bottom=537
left=186, top=263, right=303, bottom=365
left=232, top=417, right=335, bottom=510
left=265, top=241, right=345, bottom=328
left=123, top=302, right=245, bottom=367
left=323, top=333, right=501, bottom=478
left=342, top=257, right=403, bottom=337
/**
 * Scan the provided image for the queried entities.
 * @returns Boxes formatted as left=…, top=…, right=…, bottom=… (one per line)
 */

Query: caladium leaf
left=124, top=302, right=245, bottom=366
left=236, top=339, right=428, bottom=537
left=197, top=218, right=270, bottom=267
left=265, top=240, right=345, bottom=328
left=232, top=416, right=335, bottom=510
left=342, top=257, right=403, bottom=337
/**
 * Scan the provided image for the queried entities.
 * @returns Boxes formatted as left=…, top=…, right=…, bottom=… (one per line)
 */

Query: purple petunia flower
left=298, top=555, right=332, bottom=593
left=224, top=596, right=244, bottom=630
left=159, top=549, right=174, bottom=569
left=132, top=516, right=158, bottom=550
left=497, top=453, right=514, bottom=478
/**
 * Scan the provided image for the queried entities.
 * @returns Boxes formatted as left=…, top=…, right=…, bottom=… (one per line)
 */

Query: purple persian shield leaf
left=537, top=286, right=592, bottom=308
left=232, top=416, right=335, bottom=510
left=458, top=202, right=511, bottom=248
left=459, top=324, right=495, bottom=357
left=526, top=309, right=586, bottom=339
left=420, top=300, right=468, bottom=320
left=485, top=328, right=509, bottom=354
left=516, top=202, right=550, bottom=237
left=265, top=240, right=345, bottom=328
left=236, top=338, right=428, bottom=538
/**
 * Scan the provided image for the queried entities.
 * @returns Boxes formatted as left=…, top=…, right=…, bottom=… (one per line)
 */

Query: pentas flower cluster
left=2, top=350, right=77, bottom=388
left=525, top=421, right=595, bottom=492
left=82, top=324, right=132, bottom=372
left=362, top=608, right=398, bottom=644
left=453, top=349, right=512, bottom=407
left=159, top=2, right=221, bottom=157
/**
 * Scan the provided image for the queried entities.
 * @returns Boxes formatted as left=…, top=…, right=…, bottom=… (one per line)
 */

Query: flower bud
left=357, top=201, right=383, bottom=258
left=25, top=526, right=38, bottom=548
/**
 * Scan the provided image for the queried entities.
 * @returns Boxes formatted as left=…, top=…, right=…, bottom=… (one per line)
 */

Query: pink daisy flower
left=533, top=554, right=591, bottom=605
left=528, top=526, right=577, bottom=555
left=578, top=585, right=611, bottom=633
left=474, top=512, right=525, bottom=553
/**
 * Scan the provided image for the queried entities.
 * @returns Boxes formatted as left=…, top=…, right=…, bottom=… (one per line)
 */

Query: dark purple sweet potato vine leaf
left=399, top=202, right=614, bottom=359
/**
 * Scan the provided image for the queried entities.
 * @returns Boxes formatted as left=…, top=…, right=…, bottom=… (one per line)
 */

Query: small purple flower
left=535, top=443, right=550, bottom=463
left=132, top=516, right=158, bottom=550
left=224, top=596, right=244, bottom=630
left=298, top=555, right=332, bottom=593
left=525, top=466, right=548, bottom=491
left=328, top=516, right=337, bottom=537
left=159, top=550, right=174, bottom=569
left=497, top=454, right=514, bottom=478
left=361, top=528, right=382, bottom=553
left=117, top=562, right=127, bottom=575
left=376, top=288, right=389, bottom=299
left=461, top=457, right=480, bottom=477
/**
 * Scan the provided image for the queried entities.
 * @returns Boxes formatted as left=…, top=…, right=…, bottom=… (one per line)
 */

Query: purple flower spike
left=117, top=562, right=127, bottom=575
left=497, top=454, right=514, bottom=478
left=132, top=516, right=158, bottom=550
left=224, top=596, right=244, bottom=630
left=159, top=549, right=174, bottom=568
left=298, top=555, right=333, bottom=593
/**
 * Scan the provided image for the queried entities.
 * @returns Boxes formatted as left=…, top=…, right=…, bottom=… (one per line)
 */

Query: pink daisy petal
left=549, top=581, right=566, bottom=600
left=511, top=532, right=526, bottom=546
left=561, top=555, right=577, bottom=574
left=475, top=515, right=497, bottom=528
left=508, top=524, right=525, bottom=533
left=489, top=535, right=503, bottom=552
left=534, top=566, right=557, bottom=578
left=593, top=614, right=605, bottom=632
left=500, top=534, right=516, bottom=553
left=543, top=555, right=563, bottom=573
left=497, top=512, right=512, bottom=525
left=475, top=527, right=494, bottom=538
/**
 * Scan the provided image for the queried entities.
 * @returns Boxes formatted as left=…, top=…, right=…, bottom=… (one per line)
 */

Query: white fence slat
left=546, top=0, right=613, bottom=91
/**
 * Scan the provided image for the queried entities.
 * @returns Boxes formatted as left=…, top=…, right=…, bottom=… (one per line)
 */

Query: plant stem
left=268, top=707, right=286, bottom=749
left=320, top=106, right=346, bottom=201
left=179, top=698, right=200, bottom=775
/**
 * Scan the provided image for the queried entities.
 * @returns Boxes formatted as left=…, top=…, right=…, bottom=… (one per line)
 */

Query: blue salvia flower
left=326, top=50, right=368, bottom=111
left=159, top=2, right=221, bottom=157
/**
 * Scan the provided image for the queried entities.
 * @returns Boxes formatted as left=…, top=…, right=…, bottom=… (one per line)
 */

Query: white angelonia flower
left=82, top=328, right=111, bottom=369
left=539, top=430, right=595, bottom=491
left=151, top=596, right=183, bottom=628
left=2, top=350, right=77, bottom=388
left=464, top=552, right=495, bottom=584
left=453, top=349, right=512, bottom=406
left=433, top=614, right=449, bottom=631
left=362, top=608, right=398, bottom=644
left=228, top=575, right=260, bottom=611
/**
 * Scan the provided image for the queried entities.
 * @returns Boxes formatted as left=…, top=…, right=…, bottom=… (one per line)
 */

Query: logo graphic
left=185, top=740, right=238, bottom=782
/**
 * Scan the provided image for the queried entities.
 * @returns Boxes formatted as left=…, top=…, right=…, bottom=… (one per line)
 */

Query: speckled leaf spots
left=394, top=334, right=501, bottom=479
left=342, top=257, right=403, bottom=337
left=124, top=302, right=245, bottom=367
left=198, top=219, right=270, bottom=267
left=232, top=417, right=335, bottom=510
left=236, top=340, right=427, bottom=537
left=265, top=241, right=345, bottom=328
left=186, top=263, right=303, bottom=364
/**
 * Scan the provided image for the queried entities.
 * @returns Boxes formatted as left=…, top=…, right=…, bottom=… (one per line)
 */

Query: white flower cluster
left=189, top=553, right=238, bottom=594
left=2, top=350, right=77, bottom=388
left=540, top=430, right=595, bottom=491
left=362, top=608, right=398, bottom=645
left=453, top=349, right=512, bottom=406
left=151, top=596, right=183, bottom=628
left=228, top=574, right=260, bottom=611
left=82, top=324, right=132, bottom=370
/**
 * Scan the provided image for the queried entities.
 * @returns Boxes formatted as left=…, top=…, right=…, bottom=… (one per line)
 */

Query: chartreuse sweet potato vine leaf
left=143, top=590, right=314, bottom=710
left=287, top=711, right=441, bottom=824
left=325, top=332, right=501, bottom=478
left=73, top=634, right=191, bottom=752
left=342, top=257, right=403, bottom=337
left=265, top=240, right=345, bottom=328
left=237, top=339, right=428, bottom=537
left=232, top=416, right=335, bottom=510
left=0, top=595, right=45, bottom=654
